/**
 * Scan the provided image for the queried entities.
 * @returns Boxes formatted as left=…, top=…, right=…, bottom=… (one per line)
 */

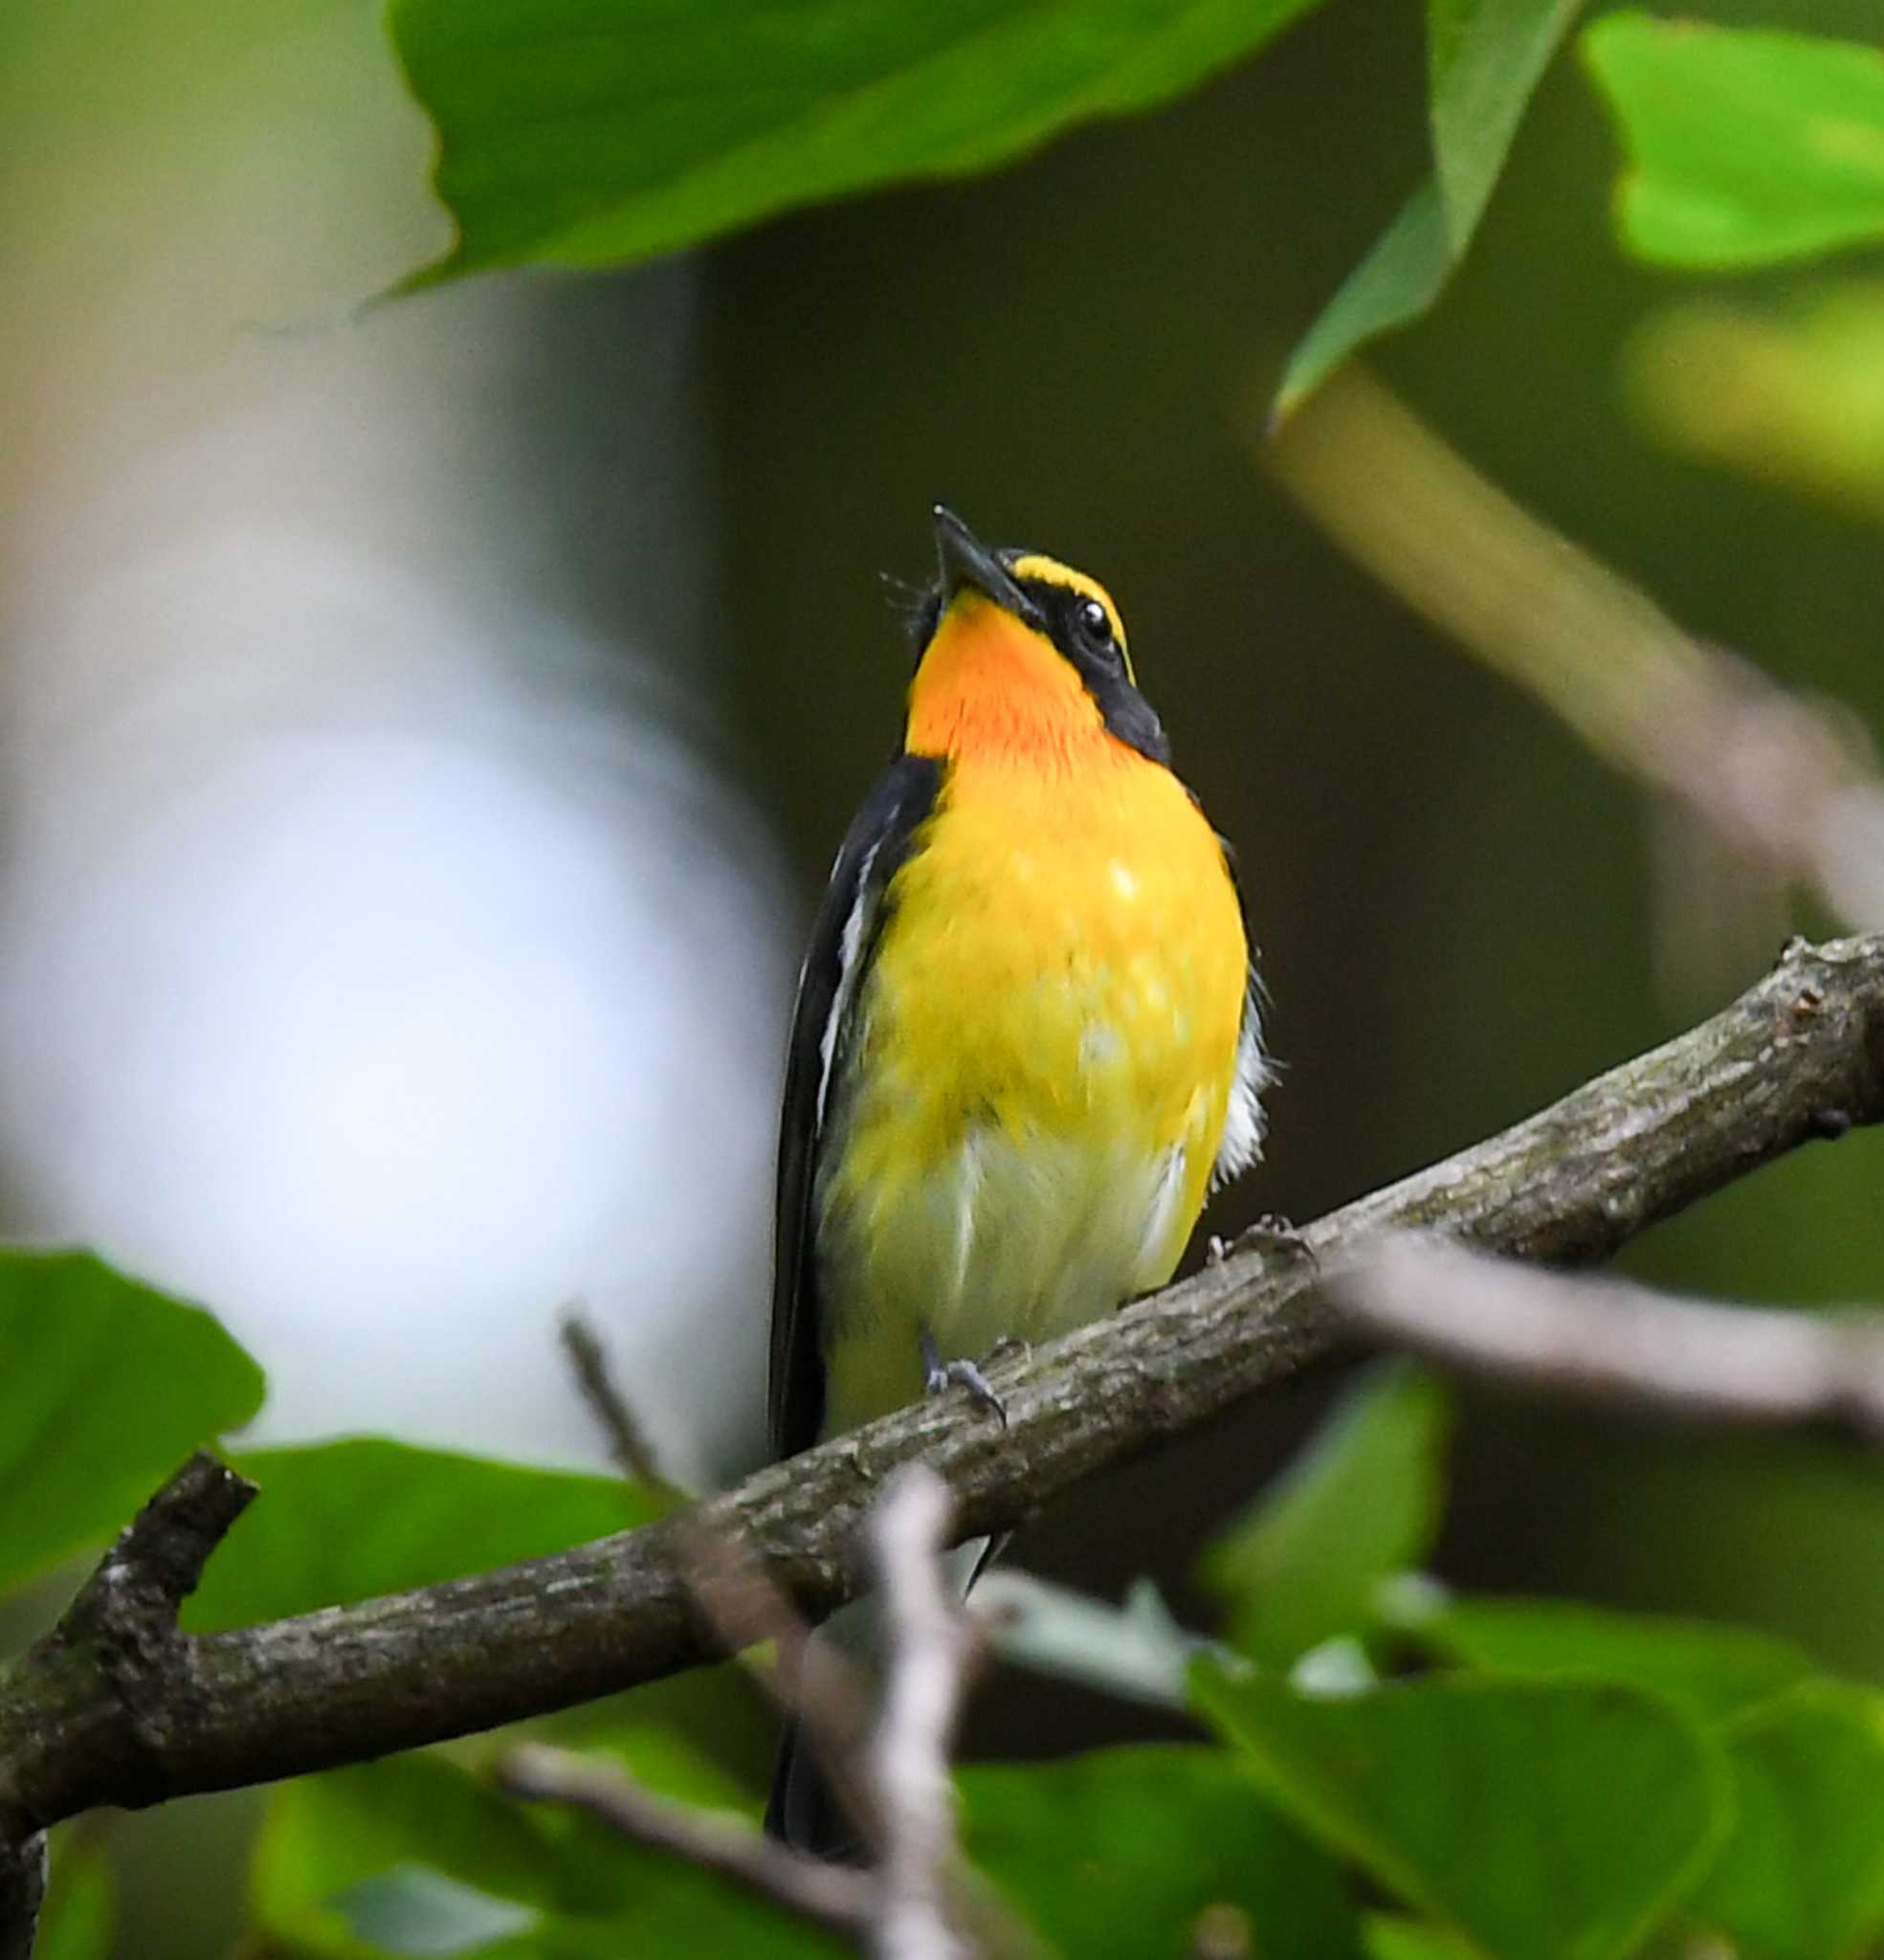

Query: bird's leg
left=920, top=1326, right=1008, bottom=1429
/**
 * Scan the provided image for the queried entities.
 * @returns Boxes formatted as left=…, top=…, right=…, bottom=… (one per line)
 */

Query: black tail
left=763, top=1529, right=1004, bottom=1859
left=764, top=1715, right=867, bottom=1862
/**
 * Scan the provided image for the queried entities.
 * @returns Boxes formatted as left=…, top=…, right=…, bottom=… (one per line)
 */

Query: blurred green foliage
left=185, top=1440, right=661, bottom=1633
left=252, top=1743, right=844, bottom=1957
left=1629, top=282, right=1884, bottom=519
left=1202, top=1359, right=1453, bottom=1666
left=961, top=1746, right=1360, bottom=1957
left=1192, top=1662, right=1729, bottom=1960
left=35, top=1836, right=112, bottom=1960
left=9, top=0, right=1884, bottom=1953
left=1384, top=1589, right=1814, bottom=1723
left=1692, top=1683, right=1884, bottom=1960
left=1587, top=16, right=1884, bottom=269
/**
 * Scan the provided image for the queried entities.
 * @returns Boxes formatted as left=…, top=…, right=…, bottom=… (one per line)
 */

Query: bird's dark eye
left=1076, top=597, right=1114, bottom=648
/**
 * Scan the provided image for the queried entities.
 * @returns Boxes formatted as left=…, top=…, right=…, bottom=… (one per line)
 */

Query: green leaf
left=962, top=1745, right=1360, bottom=1960
left=1274, top=0, right=1583, bottom=417
left=1692, top=1682, right=1884, bottom=1960
left=974, top=1570, right=1197, bottom=1708
left=1363, top=1916, right=1478, bottom=1960
left=1386, top=1588, right=1813, bottom=1726
left=1274, top=179, right=1450, bottom=424
left=1192, top=1659, right=1729, bottom=1960
left=1202, top=1360, right=1452, bottom=1666
left=254, top=1756, right=568, bottom=1938
left=1429, top=0, right=1585, bottom=252
left=333, top=1867, right=538, bottom=1958
left=0, top=1249, right=264, bottom=1599
left=37, top=1834, right=112, bottom=1960
left=388, top=0, right=1327, bottom=285
left=1585, top=15, right=1884, bottom=270
left=186, top=1438, right=661, bottom=1630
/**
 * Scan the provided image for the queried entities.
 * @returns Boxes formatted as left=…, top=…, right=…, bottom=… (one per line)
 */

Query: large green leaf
left=1202, top=1360, right=1452, bottom=1667
left=1692, top=1682, right=1884, bottom=1960
left=1192, top=1659, right=1729, bottom=1960
left=1585, top=15, right=1884, bottom=271
left=0, top=1249, right=264, bottom=1600
left=1387, top=1589, right=1813, bottom=1726
left=185, top=1438, right=661, bottom=1631
left=962, top=1745, right=1360, bottom=1959
left=1274, top=0, right=1583, bottom=418
left=388, top=0, right=1326, bottom=285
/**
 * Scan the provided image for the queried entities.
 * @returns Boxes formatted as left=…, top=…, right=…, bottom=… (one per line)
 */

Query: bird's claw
left=920, top=1331, right=1010, bottom=1428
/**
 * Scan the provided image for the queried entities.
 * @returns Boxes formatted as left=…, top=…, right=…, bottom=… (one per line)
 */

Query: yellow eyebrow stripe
left=1008, top=553, right=1130, bottom=666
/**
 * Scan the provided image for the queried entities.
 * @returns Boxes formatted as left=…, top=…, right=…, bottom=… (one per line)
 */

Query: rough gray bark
left=2, top=934, right=1880, bottom=1902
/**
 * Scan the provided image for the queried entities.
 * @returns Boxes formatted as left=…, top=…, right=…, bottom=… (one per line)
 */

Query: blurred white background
left=0, top=0, right=790, bottom=1487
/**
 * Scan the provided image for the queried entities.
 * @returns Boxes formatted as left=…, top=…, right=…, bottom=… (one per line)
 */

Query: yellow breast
left=815, top=740, right=1248, bottom=1433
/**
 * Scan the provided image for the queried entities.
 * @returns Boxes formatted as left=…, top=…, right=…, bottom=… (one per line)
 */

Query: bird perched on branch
left=765, top=506, right=1268, bottom=1853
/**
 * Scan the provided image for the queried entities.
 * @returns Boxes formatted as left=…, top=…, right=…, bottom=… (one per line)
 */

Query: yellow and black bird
left=765, top=506, right=1268, bottom=1851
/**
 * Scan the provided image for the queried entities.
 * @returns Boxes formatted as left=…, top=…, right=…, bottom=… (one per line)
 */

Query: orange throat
left=904, top=596, right=1109, bottom=768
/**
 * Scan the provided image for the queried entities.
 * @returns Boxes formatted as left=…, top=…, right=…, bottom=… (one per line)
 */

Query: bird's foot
left=920, top=1329, right=1009, bottom=1429
left=1240, top=1214, right=1319, bottom=1268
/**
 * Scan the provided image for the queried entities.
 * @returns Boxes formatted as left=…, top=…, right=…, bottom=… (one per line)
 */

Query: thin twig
left=0, top=936, right=1879, bottom=1849
left=558, top=1305, right=885, bottom=1838
left=558, top=1306, right=881, bottom=1839
left=500, top=1742, right=871, bottom=1941
left=865, top=1468, right=975, bottom=1960
left=1332, top=1235, right=1884, bottom=1437
left=1266, top=367, right=1884, bottom=932
left=559, top=1309, right=676, bottom=1497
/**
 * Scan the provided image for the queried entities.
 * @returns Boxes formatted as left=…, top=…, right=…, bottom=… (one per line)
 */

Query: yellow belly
left=815, top=746, right=1248, bottom=1437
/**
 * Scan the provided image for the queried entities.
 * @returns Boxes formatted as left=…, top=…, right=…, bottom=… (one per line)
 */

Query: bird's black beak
left=933, top=506, right=1040, bottom=625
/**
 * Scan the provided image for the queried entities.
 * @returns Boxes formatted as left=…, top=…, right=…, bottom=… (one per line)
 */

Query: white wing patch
left=1137, top=1143, right=1189, bottom=1277
left=814, top=837, right=882, bottom=1129
left=1211, top=980, right=1272, bottom=1191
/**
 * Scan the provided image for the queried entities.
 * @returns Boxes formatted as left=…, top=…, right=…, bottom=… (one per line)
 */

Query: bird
left=765, top=505, right=1269, bottom=1855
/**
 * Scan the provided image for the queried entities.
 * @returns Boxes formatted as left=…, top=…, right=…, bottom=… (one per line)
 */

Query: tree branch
left=2, top=935, right=1880, bottom=1858
left=0, top=1838, right=42, bottom=1960
left=1331, top=1236, right=1884, bottom=1437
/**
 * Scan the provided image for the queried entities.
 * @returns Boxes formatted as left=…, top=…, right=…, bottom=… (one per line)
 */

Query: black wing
left=769, top=752, right=943, bottom=1459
